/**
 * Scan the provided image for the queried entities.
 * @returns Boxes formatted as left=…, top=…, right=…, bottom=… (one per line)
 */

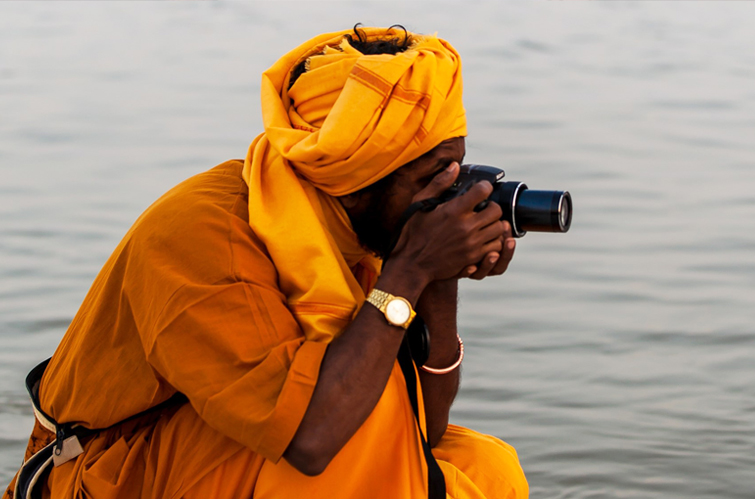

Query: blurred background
left=1, top=2, right=753, bottom=498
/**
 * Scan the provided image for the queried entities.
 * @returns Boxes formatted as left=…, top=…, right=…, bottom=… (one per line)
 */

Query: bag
left=13, top=359, right=186, bottom=499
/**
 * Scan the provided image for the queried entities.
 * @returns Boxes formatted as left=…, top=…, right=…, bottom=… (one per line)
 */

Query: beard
left=348, top=188, right=397, bottom=261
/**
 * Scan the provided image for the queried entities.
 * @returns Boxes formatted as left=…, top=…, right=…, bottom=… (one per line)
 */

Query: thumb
left=412, top=162, right=460, bottom=203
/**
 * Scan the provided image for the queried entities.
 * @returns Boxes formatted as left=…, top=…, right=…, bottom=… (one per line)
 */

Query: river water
left=1, top=2, right=753, bottom=498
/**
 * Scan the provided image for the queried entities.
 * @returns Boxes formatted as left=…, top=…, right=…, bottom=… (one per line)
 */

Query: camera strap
left=382, top=198, right=448, bottom=498
left=397, top=334, right=447, bottom=499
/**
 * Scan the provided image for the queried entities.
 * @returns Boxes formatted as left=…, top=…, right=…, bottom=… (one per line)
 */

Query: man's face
left=343, top=137, right=466, bottom=258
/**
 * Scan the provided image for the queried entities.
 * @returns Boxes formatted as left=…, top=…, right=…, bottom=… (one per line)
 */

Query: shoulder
left=138, top=159, right=249, bottom=231
left=123, top=160, right=276, bottom=288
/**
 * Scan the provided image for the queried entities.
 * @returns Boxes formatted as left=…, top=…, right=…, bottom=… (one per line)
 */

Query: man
left=6, top=26, right=528, bottom=498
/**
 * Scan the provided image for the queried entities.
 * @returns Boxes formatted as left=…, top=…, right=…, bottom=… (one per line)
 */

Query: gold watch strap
left=366, top=288, right=393, bottom=311
left=366, top=288, right=416, bottom=329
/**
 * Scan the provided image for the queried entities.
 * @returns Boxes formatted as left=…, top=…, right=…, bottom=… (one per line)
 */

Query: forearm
left=283, top=258, right=428, bottom=475
left=284, top=170, right=511, bottom=474
left=416, top=279, right=461, bottom=447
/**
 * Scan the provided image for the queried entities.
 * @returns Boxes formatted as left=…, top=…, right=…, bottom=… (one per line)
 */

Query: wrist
left=417, top=279, right=458, bottom=325
left=421, top=334, right=463, bottom=375
left=422, top=278, right=458, bottom=299
left=378, top=257, right=431, bottom=304
left=423, top=328, right=461, bottom=369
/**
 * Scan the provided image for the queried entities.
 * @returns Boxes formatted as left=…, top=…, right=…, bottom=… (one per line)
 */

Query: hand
left=466, top=220, right=516, bottom=280
left=388, top=162, right=506, bottom=285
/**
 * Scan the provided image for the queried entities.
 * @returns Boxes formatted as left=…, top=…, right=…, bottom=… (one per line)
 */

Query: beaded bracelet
left=420, top=335, right=464, bottom=375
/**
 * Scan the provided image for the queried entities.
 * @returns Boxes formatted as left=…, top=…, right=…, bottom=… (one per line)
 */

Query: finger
left=502, top=220, right=513, bottom=239
left=447, top=180, right=494, bottom=214
left=479, top=236, right=504, bottom=258
left=469, top=252, right=499, bottom=280
left=491, top=237, right=516, bottom=275
left=412, top=162, right=460, bottom=203
left=470, top=200, right=503, bottom=229
left=456, top=265, right=477, bottom=279
left=476, top=220, right=506, bottom=247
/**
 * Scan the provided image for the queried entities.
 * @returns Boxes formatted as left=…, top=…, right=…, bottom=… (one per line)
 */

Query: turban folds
left=243, top=27, right=466, bottom=342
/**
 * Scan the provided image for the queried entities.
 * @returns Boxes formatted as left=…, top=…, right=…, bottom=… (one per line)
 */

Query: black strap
left=397, top=339, right=446, bottom=499
left=407, top=316, right=430, bottom=366
left=15, top=441, right=54, bottom=499
left=383, top=199, right=446, bottom=498
left=25, top=358, right=54, bottom=426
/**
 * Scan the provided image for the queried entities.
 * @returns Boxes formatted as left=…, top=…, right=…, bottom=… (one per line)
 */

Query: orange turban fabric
left=242, top=27, right=467, bottom=343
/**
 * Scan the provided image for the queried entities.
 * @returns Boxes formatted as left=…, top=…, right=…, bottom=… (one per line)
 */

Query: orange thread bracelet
left=420, top=335, right=464, bottom=375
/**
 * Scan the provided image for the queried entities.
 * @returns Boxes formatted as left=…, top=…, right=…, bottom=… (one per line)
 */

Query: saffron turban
left=242, top=27, right=467, bottom=343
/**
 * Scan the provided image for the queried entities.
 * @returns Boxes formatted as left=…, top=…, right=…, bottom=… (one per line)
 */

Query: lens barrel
left=491, top=182, right=572, bottom=237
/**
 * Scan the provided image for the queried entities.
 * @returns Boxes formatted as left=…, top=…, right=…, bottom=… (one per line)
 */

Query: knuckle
left=489, top=203, right=503, bottom=218
left=434, top=172, right=450, bottom=184
left=479, top=181, right=494, bottom=195
left=471, top=183, right=487, bottom=196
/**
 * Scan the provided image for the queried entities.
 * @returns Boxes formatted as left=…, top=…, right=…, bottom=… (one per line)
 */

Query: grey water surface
left=1, top=2, right=754, bottom=498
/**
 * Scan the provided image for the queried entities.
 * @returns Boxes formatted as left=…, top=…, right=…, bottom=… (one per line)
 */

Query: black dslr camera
left=439, top=164, right=572, bottom=237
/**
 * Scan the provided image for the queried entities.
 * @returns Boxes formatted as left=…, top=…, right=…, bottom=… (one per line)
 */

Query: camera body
left=440, top=164, right=572, bottom=238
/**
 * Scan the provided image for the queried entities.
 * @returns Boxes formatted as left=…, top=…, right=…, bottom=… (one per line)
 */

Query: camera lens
left=491, top=183, right=572, bottom=237
left=559, top=194, right=571, bottom=230
left=516, top=189, right=572, bottom=234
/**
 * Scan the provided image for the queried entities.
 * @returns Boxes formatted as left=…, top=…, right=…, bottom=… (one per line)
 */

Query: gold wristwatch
left=366, top=288, right=416, bottom=329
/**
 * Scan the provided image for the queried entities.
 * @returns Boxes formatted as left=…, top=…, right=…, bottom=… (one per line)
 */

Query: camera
left=439, top=164, right=572, bottom=237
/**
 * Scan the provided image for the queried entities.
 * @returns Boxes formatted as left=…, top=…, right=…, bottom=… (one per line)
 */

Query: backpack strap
left=14, top=440, right=55, bottom=499
left=24, top=359, right=55, bottom=434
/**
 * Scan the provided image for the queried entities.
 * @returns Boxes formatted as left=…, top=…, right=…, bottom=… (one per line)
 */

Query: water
left=1, top=2, right=754, bottom=498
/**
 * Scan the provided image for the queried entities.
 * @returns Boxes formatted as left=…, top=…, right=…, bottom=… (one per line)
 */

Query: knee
left=433, top=425, right=529, bottom=499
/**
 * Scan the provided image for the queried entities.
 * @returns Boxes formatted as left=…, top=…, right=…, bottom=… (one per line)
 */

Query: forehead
left=396, top=136, right=466, bottom=176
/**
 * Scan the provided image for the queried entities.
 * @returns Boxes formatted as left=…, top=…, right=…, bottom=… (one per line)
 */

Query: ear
left=338, top=192, right=365, bottom=211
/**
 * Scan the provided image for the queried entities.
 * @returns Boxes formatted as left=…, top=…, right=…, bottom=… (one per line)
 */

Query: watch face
left=386, top=298, right=411, bottom=325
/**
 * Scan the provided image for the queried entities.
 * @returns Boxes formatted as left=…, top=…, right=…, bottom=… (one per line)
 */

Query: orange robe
left=5, top=161, right=527, bottom=499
